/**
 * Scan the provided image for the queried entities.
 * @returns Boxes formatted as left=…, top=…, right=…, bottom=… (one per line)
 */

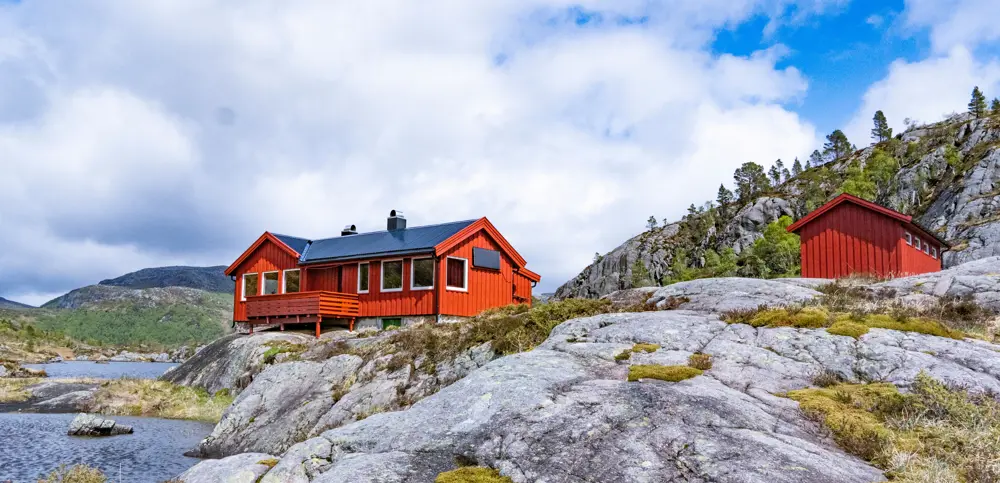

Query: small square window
left=914, top=238, right=921, bottom=250
left=358, top=263, right=370, bottom=293
left=904, top=232, right=912, bottom=245
left=283, top=269, right=300, bottom=293
left=242, top=273, right=259, bottom=301
left=263, top=271, right=279, bottom=295
left=932, top=247, right=938, bottom=259
left=446, top=257, right=468, bottom=291
left=411, top=258, right=434, bottom=290
left=923, top=243, right=930, bottom=255
left=381, top=260, right=403, bottom=292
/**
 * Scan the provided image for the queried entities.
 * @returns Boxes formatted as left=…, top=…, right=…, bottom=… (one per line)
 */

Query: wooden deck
left=245, top=291, right=360, bottom=336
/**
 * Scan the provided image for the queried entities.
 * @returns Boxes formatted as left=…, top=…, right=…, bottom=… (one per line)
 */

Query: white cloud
left=844, top=47, right=1000, bottom=144
left=904, top=0, right=1000, bottom=52
left=866, top=14, right=884, bottom=28
left=0, top=0, right=827, bottom=299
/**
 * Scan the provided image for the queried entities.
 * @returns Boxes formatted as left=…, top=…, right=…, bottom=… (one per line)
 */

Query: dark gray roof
left=273, top=234, right=311, bottom=255
left=285, top=219, right=477, bottom=264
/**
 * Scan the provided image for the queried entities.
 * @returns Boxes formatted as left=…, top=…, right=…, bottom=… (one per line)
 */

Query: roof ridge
left=309, top=218, right=479, bottom=243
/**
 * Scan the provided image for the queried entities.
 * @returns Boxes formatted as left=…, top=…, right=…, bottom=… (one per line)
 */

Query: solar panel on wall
left=472, top=247, right=501, bottom=270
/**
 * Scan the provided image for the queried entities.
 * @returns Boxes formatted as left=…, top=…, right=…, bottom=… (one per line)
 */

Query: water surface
left=0, top=413, right=211, bottom=482
left=23, top=361, right=178, bottom=379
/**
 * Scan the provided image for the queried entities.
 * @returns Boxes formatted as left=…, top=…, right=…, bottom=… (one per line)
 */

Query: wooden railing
left=246, top=291, right=359, bottom=320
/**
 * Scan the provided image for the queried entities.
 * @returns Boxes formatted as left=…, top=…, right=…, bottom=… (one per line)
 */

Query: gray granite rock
left=162, top=332, right=316, bottom=395
left=178, top=453, right=276, bottom=483
left=646, top=277, right=823, bottom=312
left=68, top=413, right=133, bottom=436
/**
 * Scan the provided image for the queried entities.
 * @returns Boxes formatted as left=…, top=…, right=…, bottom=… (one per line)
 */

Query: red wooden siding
left=438, top=229, right=518, bottom=317
left=232, top=238, right=302, bottom=322
left=797, top=201, right=941, bottom=278
left=899, top=229, right=944, bottom=276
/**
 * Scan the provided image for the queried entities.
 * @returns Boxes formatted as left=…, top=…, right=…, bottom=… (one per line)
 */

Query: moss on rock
left=435, top=467, right=513, bottom=483
left=627, top=364, right=703, bottom=382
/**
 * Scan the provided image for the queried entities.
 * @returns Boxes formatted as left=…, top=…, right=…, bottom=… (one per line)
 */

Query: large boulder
left=161, top=332, right=315, bottom=395
left=68, top=413, right=133, bottom=436
left=876, top=256, right=1000, bottom=310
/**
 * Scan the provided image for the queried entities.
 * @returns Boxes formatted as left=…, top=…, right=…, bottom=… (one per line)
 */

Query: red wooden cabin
left=787, top=194, right=947, bottom=279
left=224, top=211, right=540, bottom=336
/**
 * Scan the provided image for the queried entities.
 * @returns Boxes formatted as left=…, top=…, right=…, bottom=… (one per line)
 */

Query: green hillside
left=29, top=290, right=232, bottom=348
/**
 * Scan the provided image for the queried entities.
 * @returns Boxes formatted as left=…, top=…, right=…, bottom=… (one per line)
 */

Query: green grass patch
left=723, top=305, right=969, bottom=341
left=86, top=379, right=234, bottom=422
left=688, top=353, right=713, bottom=370
left=627, top=364, right=703, bottom=382
left=436, top=467, right=513, bottom=483
left=788, top=373, right=1000, bottom=482
left=262, top=341, right=307, bottom=364
left=38, top=464, right=107, bottom=483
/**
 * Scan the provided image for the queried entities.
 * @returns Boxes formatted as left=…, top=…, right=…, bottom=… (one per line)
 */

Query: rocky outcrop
left=186, top=306, right=1000, bottom=482
left=190, top=339, right=496, bottom=458
left=68, top=413, right=133, bottom=436
left=162, top=332, right=315, bottom=395
left=180, top=259, right=1000, bottom=482
left=557, top=114, right=1000, bottom=300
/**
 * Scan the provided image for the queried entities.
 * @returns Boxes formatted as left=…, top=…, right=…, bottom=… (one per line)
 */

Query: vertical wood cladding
left=798, top=202, right=941, bottom=278
left=232, top=239, right=301, bottom=322
left=231, top=227, right=535, bottom=322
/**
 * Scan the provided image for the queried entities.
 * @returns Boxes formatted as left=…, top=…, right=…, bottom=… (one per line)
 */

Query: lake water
left=22, top=361, right=178, bottom=379
left=0, top=413, right=212, bottom=482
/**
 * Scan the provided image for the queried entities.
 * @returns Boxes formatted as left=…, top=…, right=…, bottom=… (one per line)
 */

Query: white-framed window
left=904, top=232, right=912, bottom=246
left=411, top=257, right=434, bottom=290
left=446, top=257, right=468, bottom=292
left=283, top=269, right=300, bottom=293
left=242, top=273, right=259, bottom=301
left=358, top=262, right=370, bottom=294
left=931, top=247, right=938, bottom=259
left=914, top=238, right=921, bottom=250
left=924, top=242, right=930, bottom=255
left=263, top=271, right=280, bottom=295
left=381, top=260, right=404, bottom=292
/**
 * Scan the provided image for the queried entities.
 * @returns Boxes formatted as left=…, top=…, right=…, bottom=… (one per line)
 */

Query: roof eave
left=300, top=248, right=436, bottom=265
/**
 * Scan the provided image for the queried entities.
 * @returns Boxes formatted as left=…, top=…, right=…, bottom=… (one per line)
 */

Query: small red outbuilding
left=787, top=194, right=947, bottom=279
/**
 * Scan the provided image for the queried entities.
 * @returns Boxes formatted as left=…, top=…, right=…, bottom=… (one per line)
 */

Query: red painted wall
left=798, top=202, right=941, bottom=278
left=232, top=227, right=534, bottom=322
left=898, top=229, right=944, bottom=276
left=232, top=239, right=301, bottom=322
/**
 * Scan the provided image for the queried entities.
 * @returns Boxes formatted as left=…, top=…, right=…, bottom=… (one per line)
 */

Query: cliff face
left=556, top=113, right=1000, bottom=299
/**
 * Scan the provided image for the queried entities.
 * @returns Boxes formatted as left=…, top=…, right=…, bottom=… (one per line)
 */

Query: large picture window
left=358, top=263, right=370, bottom=293
left=283, top=269, right=300, bottom=293
left=411, top=258, right=434, bottom=290
left=446, top=257, right=467, bottom=291
left=381, top=260, right=403, bottom=292
left=263, top=271, right=279, bottom=295
left=242, top=273, right=259, bottom=300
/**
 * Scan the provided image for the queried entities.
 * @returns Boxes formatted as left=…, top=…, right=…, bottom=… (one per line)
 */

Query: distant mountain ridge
left=99, top=265, right=232, bottom=293
left=0, top=297, right=33, bottom=310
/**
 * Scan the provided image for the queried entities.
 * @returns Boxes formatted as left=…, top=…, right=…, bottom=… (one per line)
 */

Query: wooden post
left=349, top=318, right=355, bottom=332
left=280, top=323, right=285, bottom=331
left=249, top=322, right=254, bottom=335
left=315, top=316, right=322, bottom=339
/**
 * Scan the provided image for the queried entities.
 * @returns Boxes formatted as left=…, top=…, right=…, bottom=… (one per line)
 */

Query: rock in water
left=68, top=413, right=133, bottom=436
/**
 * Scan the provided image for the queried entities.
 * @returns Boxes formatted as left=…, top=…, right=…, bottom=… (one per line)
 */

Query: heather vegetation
left=86, top=379, right=233, bottom=422
left=788, top=373, right=1000, bottom=482
left=37, top=464, right=107, bottom=483
left=436, top=467, right=513, bottom=483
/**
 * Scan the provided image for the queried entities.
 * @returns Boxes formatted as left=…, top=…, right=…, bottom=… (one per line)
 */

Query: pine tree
left=782, top=168, right=791, bottom=181
left=822, top=130, right=851, bottom=161
left=733, top=162, right=770, bottom=203
left=992, top=98, right=1000, bottom=115
left=768, top=164, right=782, bottom=186
left=791, top=158, right=803, bottom=176
left=969, top=86, right=988, bottom=119
left=809, top=149, right=823, bottom=167
left=716, top=184, right=734, bottom=219
left=646, top=216, right=658, bottom=231
left=871, top=110, right=892, bottom=142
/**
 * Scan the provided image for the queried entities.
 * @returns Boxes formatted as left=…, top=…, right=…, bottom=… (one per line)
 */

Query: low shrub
left=435, top=467, right=513, bottom=483
left=862, top=315, right=964, bottom=340
left=38, top=464, right=106, bottom=483
left=627, top=364, right=703, bottom=382
left=257, top=459, right=279, bottom=468
left=688, top=353, right=713, bottom=370
left=632, top=343, right=660, bottom=353
left=811, top=370, right=845, bottom=388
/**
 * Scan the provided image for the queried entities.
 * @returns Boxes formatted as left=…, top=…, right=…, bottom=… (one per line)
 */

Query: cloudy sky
left=2, top=0, right=1000, bottom=305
